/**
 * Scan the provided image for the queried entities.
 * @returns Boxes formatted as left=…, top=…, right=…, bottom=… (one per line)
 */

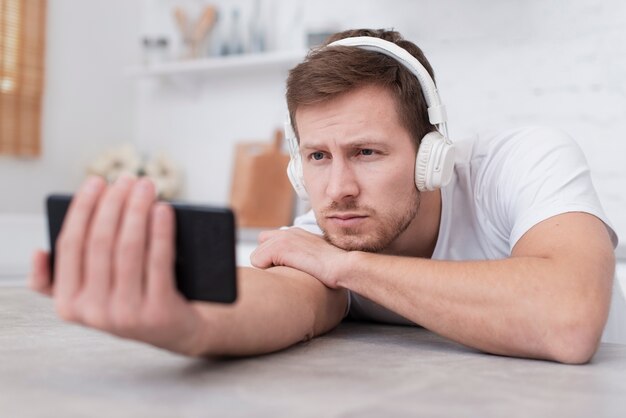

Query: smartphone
left=46, top=194, right=237, bottom=303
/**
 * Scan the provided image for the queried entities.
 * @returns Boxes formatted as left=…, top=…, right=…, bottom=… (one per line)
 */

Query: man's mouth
left=326, top=213, right=368, bottom=228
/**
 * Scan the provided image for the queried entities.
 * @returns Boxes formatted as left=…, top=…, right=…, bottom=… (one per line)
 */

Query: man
left=30, top=29, right=617, bottom=363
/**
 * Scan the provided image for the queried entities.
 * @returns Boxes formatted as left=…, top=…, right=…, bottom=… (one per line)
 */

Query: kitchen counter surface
left=2, top=286, right=626, bottom=417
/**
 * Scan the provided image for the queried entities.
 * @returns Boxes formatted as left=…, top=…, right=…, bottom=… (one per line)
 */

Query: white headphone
left=285, top=36, right=455, bottom=201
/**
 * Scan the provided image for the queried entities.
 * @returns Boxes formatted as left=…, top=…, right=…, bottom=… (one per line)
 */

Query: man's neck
left=382, top=189, right=442, bottom=259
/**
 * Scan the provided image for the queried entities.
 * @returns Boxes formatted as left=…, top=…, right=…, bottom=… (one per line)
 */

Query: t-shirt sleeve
left=290, top=209, right=324, bottom=235
left=476, top=126, right=618, bottom=253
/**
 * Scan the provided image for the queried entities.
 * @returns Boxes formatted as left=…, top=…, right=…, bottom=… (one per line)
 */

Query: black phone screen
left=46, top=194, right=237, bottom=303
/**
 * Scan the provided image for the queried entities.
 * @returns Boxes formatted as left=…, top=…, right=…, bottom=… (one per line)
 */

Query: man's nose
left=325, top=158, right=359, bottom=202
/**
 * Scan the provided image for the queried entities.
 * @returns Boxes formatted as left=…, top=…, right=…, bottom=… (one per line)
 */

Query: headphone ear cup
left=415, top=131, right=455, bottom=192
left=284, top=117, right=309, bottom=201
left=287, top=153, right=309, bottom=201
left=415, top=132, right=437, bottom=192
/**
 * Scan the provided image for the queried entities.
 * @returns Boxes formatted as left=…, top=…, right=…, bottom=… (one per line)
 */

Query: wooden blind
left=0, top=0, right=46, bottom=156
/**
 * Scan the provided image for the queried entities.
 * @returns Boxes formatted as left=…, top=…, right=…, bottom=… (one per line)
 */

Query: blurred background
left=1, top=0, right=625, bottom=300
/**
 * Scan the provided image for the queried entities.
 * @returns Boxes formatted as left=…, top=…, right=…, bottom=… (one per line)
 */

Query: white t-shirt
left=292, top=126, right=619, bottom=325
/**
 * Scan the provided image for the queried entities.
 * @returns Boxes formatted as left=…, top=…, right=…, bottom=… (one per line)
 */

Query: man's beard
left=318, top=192, right=420, bottom=253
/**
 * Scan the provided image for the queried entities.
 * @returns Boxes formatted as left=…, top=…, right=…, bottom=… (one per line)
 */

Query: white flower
left=143, top=152, right=182, bottom=199
left=87, top=144, right=182, bottom=199
left=87, top=144, right=141, bottom=183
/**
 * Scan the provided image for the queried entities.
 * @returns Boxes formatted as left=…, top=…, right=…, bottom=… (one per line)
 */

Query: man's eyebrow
left=300, top=139, right=390, bottom=151
left=349, top=140, right=389, bottom=149
left=299, top=143, right=324, bottom=151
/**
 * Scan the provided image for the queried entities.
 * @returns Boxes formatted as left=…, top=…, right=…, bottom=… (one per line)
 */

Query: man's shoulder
left=449, top=125, right=585, bottom=206
left=455, top=125, right=579, bottom=170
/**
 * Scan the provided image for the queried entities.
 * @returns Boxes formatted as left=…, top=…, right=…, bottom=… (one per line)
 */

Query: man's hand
left=29, top=176, right=208, bottom=356
left=250, top=228, right=347, bottom=288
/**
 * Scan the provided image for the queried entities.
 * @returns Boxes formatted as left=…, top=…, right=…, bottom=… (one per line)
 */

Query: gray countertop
left=1, top=286, right=626, bottom=418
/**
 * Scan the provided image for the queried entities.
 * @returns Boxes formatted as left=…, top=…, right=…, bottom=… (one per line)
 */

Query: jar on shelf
left=141, top=36, right=170, bottom=65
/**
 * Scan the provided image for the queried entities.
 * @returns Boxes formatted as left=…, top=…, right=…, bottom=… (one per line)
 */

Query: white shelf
left=126, top=50, right=306, bottom=78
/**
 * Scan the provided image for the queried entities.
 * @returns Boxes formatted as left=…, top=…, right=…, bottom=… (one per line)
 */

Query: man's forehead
left=294, top=84, right=413, bottom=149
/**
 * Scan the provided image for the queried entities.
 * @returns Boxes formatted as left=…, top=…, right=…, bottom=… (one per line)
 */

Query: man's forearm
left=248, top=213, right=614, bottom=363
left=337, top=252, right=613, bottom=363
left=192, top=266, right=347, bottom=357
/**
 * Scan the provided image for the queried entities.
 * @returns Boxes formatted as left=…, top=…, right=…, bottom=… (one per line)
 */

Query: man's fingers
left=257, top=229, right=280, bottom=244
left=146, top=203, right=177, bottom=300
left=54, top=176, right=105, bottom=306
left=28, top=250, right=52, bottom=297
left=252, top=230, right=285, bottom=268
left=83, top=175, right=135, bottom=308
left=250, top=242, right=277, bottom=269
left=112, top=178, right=156, bottom=308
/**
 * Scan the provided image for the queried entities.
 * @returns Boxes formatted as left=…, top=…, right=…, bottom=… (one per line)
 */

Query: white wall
left=132, top=0, right=626, bottom=240
left=1, top=0, right=625, bottom=240
left=0, top=0, right=141, bottom=214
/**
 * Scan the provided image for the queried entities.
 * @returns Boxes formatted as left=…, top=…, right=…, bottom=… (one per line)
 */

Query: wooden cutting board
left=230, top=129, right=295, bottom=228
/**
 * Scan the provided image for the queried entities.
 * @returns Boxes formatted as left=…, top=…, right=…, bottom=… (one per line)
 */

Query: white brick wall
left=420, top=0, right=626, bottom=240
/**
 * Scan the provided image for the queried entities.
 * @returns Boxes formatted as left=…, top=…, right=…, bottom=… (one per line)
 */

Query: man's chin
left=324, top=232, right=386, bottom=253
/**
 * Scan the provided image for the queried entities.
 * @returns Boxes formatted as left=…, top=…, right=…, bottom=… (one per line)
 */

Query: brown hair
left=286, top=28, right=437, bottom=148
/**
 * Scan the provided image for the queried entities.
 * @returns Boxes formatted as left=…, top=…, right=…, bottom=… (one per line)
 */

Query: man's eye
left=360, top=149, right=375, bottom=156
left=311, top=152, right=325, bottom=161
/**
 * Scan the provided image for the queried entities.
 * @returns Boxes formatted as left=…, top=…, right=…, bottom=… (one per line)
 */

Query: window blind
left=0, top=0, right=46, bottom=156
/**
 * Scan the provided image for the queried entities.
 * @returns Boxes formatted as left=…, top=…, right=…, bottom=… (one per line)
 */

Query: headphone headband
left=327, top=36, right=447, bottom=126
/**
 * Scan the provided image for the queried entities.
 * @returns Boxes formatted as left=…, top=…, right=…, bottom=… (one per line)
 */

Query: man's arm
left=29, top=176, right=347, bottom=357
left=252, top=212, right=615, bottom=364
left=190, top=266, right=348, bottom=356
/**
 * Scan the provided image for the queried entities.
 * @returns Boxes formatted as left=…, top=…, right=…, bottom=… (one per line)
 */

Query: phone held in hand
left=46, top=194, right=237, bottom=303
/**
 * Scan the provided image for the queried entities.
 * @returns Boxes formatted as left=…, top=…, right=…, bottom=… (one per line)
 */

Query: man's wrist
left=334, top=250, right=367, bottom=290
left=180, top=308, right=220, bottom=357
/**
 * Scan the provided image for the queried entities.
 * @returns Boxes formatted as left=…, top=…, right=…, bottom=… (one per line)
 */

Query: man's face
left=296, top=84, right=420, bottom=252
